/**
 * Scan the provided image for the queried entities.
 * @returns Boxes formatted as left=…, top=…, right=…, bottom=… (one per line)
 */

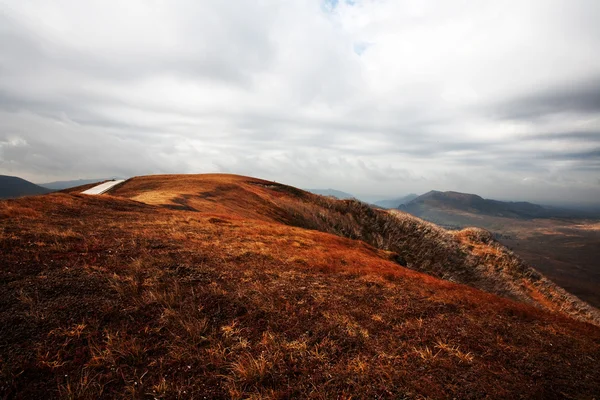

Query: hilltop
left=1, top=174, right=599, bottom=399
left=0, top=175, right=52, bottom=199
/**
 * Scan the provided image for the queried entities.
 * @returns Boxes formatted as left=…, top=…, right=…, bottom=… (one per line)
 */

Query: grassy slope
left=119, top=174, right=598, bottom=326
left=0, top=174, right=599, bottom=399
left=394, top=204, right=600, bottom=308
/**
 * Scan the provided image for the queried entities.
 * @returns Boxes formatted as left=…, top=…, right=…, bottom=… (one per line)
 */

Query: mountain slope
left=0, top=175, right=52, bottom=199
left=397, top=190, right=600, bottom=309
left=109, top=175, right=599, bottom=325
left=1, top=173, right=599, bottom=398
left=402, top=190, right=584, bottom=219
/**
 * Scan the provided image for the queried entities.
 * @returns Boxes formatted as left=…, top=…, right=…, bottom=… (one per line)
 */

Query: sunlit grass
left=1, top=174, right=599, bottom=398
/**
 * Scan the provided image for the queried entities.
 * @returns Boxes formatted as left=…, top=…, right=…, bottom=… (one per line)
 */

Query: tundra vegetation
left=1, top=174, right=599, bottom=399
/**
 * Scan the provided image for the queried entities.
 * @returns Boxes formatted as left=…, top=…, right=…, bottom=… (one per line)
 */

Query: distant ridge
left=39, top=178, right=106, bottom=191
left=373, top=193, right=418, bottom=209
left=0, top=175, right=52, bottom=199
left=305, top=188, right=355, bottom=199
left=401, top=190, right=576, bottom=219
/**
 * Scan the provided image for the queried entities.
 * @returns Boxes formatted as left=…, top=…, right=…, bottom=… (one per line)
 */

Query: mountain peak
left=407, top=190, right=546, bottom=218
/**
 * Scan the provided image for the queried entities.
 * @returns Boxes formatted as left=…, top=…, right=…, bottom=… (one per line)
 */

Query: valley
left=393, top=195, right=600, bottom=308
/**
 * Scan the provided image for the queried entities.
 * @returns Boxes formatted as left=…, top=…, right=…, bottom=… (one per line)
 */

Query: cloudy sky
left=1, top=0, right=599, bottom=204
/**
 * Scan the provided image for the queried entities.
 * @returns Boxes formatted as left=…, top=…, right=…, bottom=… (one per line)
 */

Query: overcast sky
left=1, top=0, right=599, bottom=203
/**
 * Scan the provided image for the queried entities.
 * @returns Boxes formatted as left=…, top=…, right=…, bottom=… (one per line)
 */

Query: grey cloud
left=0, top=5, right=276, bottom=85
left=0, top=0, right=599, bottom=204
left=523, top=131, right=600, bottom=142
left=547, top=148, right=600, bottom=161
left=492, top=80, right=600, bottom=120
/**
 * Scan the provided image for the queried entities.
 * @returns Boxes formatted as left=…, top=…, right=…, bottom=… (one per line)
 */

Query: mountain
left=305, top=188, right=355, bottom=199
left=402, top=190, right=550, bottom=218
left=0, top=175, right=52, bottom=199
left=1, top=174, right=599, bottom=398
left=39, top=178, right=105, bottom=190
left=400, top=190, right=595, bottom=219
left=373, top=193, right=418, bottom=209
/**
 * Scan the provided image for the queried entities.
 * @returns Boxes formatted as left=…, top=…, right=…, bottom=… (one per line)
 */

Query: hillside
left=1, top=174, right=600, bottom=398
left=0, top=175, right=52, bottom=199
left=395, top=190, right=600, bottom=308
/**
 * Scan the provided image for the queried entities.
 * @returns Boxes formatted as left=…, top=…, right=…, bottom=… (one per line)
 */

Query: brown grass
left=1, top=173, right=599, bottom=399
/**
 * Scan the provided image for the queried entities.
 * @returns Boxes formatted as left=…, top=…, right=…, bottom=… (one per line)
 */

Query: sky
left=0, top=0, right=599, bottom=204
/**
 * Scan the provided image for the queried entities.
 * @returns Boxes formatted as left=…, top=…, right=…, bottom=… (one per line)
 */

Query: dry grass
left=266, top=192, right=600, bottom=325
left=1, top=174, right=599, bottom=399
left=453, top=227, right=600, bottom=325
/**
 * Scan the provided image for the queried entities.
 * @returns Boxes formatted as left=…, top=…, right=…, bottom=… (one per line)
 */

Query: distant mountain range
left=3, top=176, right=595, bottom=220
left=0, top=175, right=53, bottom=199
left=400, top=190, right=591, bottom=220
left=306, top=188, right=587, bottom=219
left=305, top=188, right=356, bottom=199
left=39, top=178, right=105, bottom=191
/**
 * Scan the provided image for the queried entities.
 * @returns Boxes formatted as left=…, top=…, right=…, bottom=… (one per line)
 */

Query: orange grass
left=1, top=174, right=599, bottom=399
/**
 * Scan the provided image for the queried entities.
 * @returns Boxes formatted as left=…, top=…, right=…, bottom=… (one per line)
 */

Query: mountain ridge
left=305, top=188, right=355, bottom=199
left=401, top=189, right=586, bottom=219
left=108, top=174, right=599, bottom=325
left=0, top=175, right=53, bottom=199
left=39, top=178, right=106, bottom=191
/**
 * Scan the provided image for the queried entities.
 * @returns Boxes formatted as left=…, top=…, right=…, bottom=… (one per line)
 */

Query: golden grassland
left=1, top=174, right=599, bottom=399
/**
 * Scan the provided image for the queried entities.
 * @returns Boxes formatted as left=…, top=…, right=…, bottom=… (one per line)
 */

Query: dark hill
left=0, top=175, right=52, bottom=199
left=403, top=190, right=560, bottom=219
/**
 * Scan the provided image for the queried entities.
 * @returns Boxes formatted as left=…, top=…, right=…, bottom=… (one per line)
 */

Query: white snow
left=81, top=180, right=125, bottom=195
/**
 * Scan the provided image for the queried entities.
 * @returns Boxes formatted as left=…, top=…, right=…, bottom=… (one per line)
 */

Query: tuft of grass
left=17, top=289, right=46, bottom=321
left=57, top=370, right=104, bottom=400
left=413, top=346, right=441, bottom=362
left=229, top=353, right=273, bottom=387
left=88, top=331, right=147, bottom=369
left=434, top=339, right=475, bottom=363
